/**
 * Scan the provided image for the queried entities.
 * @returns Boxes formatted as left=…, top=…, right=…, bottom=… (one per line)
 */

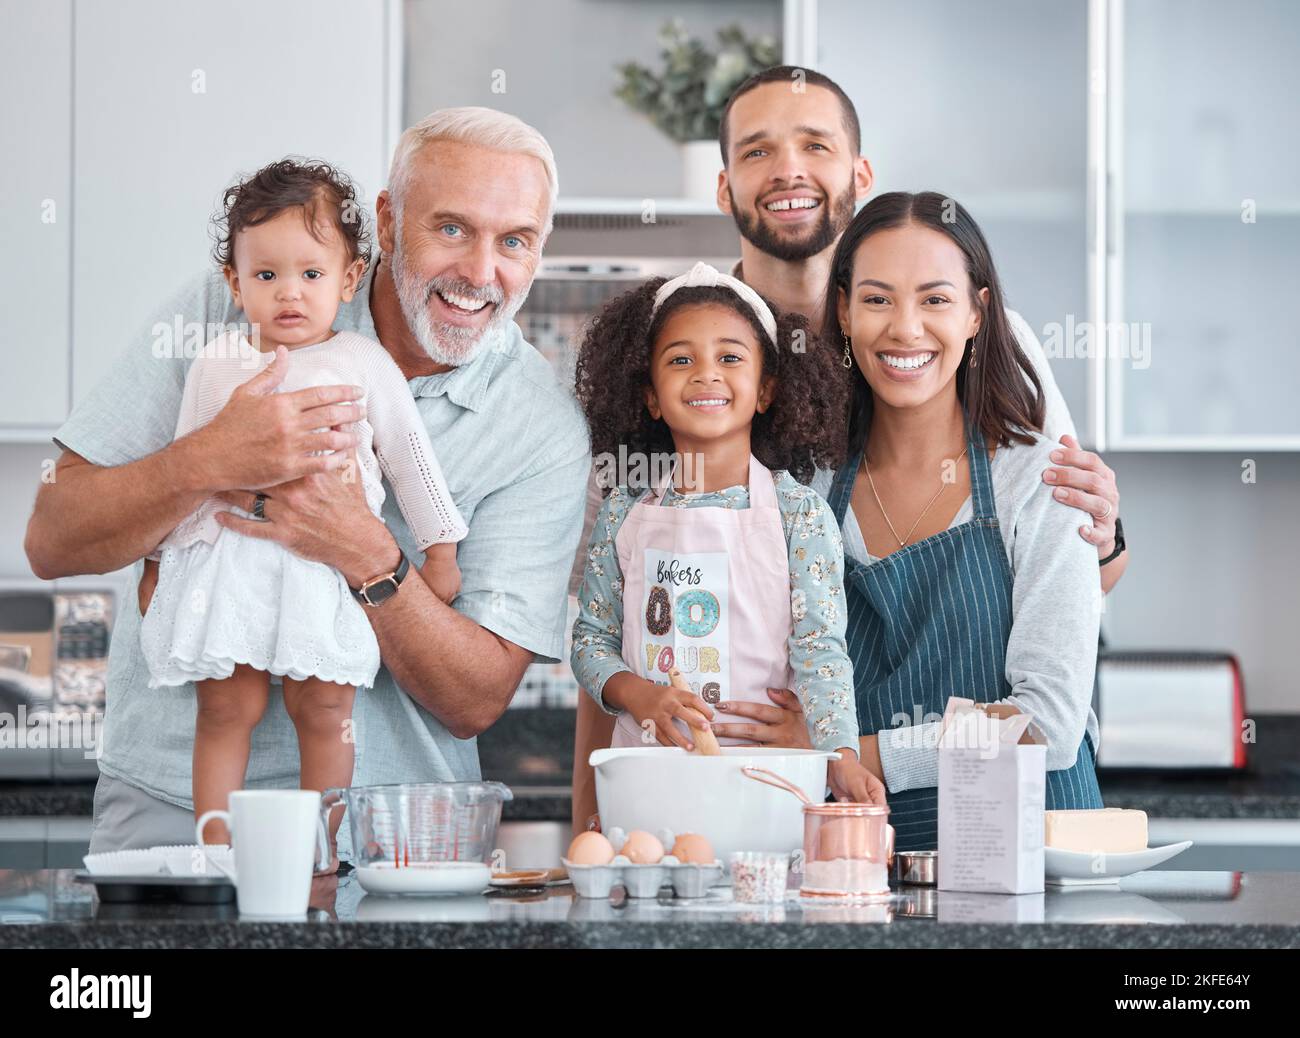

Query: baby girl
left=138, top=158, right=466, bottom=868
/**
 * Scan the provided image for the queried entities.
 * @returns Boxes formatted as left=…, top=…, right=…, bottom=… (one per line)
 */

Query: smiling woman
left=804, top=191, right=1106, bottom=851
left=830, top=192, right=1045, bottom=457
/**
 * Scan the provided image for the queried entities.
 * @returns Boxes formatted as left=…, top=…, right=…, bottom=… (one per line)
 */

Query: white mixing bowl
left=589, top=746, right=840, bottom=866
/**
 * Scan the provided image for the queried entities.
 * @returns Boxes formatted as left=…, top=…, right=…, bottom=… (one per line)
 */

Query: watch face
left=364, top=578, right=398, bottom=606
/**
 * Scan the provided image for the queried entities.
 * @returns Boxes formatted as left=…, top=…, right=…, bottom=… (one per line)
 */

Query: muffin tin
left=562, top=856, right=726, bottom=898
left=75, top=871, right=235, bottom=905
left=78, top=843, right=238, bottom=903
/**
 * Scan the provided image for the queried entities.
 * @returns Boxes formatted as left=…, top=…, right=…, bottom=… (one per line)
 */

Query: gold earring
left=842, top=333, right=853, bottom=369
left=968, top=338, right=977, bottom=368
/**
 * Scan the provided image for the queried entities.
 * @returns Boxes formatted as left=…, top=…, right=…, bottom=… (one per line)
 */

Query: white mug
left=196, top=790, right=332, bottom=918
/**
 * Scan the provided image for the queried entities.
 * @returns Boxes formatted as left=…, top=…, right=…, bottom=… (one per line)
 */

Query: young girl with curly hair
left=569, top=262, right=883, bottom=804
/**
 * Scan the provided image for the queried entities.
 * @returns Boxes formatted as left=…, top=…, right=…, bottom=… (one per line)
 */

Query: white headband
left=650, top=261, right=778, bottom=346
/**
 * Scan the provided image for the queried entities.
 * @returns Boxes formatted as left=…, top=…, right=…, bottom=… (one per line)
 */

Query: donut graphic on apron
left=611, top=456, right=795, bottom=749
left=639, top=549, right=730, bottom=700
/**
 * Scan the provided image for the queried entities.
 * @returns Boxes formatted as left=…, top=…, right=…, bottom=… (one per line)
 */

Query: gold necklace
left=864, top=445, right=969, bottom=548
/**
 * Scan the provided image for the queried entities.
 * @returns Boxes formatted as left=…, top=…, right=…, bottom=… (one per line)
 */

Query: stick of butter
left=1044, top=808, right=1148, bottom=853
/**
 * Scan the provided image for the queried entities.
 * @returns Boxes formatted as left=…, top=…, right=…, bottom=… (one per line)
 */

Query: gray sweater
left=809, top=432, right=1103, bottom=793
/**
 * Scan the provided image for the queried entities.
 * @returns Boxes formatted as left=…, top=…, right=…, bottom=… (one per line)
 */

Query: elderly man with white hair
left=25, top=108, right=591, bottom=858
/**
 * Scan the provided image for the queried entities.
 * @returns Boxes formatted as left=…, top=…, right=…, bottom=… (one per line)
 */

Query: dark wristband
left=1099, top=516, right=1126, bottom=566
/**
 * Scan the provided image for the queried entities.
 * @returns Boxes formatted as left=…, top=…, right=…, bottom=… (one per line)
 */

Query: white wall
left=0, top=0, right=72, bottom=429
left=1102, top=452, right=1300, bottom=715
left=0, top=0, right=397, bottom=590
left=0, top=446, right=56, bottom=578
left=70, top=0, right=396, bottom=403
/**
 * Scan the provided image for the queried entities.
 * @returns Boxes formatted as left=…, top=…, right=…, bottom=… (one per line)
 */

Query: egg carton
left=562, top=857, right=725, bottom=898
left=565, top=826, right=725, bottom=898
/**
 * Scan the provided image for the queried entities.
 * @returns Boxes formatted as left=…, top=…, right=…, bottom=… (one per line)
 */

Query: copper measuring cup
left=742, top=765, right=894, bottom=897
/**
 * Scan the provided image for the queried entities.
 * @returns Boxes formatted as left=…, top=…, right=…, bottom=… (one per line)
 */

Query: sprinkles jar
left=729, top=852, right=790, bottom=903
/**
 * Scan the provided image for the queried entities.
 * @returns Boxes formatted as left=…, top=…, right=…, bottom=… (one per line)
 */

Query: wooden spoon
left=669, top=666, right=721, bottom=755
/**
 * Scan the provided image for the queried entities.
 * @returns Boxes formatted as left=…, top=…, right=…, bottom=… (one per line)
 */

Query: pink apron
left=612, top=456, right=795, bottom=748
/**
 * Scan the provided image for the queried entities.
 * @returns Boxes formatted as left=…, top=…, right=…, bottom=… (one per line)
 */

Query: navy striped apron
left=827, top=425, right=1103, bottom=852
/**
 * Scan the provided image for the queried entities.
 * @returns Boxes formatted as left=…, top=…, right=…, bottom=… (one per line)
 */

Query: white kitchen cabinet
left=813, top=0, right=1300, bottom=451
left=814, top=0, right=1092, bottom=436
left=69, top=0, right=397, bottom=408
left=0, top=0, right=73, bottom=435
left=1105, top=0, right=1300, bottom=449
left=0, top=0, right=397, bottom=439
left=7, top=0, right=1296, bottom=450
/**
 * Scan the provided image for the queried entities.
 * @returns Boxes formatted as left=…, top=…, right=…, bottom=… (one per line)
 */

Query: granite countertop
left=1, top=868, right=1296, bottom=949
left=4, top=712, right=1298, bottom=822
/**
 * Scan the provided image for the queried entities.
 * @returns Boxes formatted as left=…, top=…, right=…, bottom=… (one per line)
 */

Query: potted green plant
left=615, top=19, right=780, bottom=203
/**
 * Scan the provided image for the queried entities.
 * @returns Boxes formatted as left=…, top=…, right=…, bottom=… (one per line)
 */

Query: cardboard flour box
left=937, top=697, right=1047, bottom=894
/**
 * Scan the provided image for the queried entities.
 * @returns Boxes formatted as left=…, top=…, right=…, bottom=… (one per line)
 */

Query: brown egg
left=566, top=831, right=615, bottom=866
left=670, top=833, right=715, bottom=864
left=620, top=830, right=665, bottom=864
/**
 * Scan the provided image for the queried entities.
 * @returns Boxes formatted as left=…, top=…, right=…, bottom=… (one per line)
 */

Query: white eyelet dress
left=139, top=330, right=467, bottom=690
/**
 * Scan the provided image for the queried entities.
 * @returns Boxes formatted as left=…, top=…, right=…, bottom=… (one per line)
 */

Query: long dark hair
left=822, top=191, right=1044, bottom=451
left=574, top=280, right=847, bottom=487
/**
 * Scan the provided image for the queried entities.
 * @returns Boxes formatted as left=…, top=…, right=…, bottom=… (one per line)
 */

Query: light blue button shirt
left=54, top=262, right=591, bottom=822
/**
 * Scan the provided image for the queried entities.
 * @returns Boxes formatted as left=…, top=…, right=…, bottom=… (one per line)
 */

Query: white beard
left=388, top=239, right=529, bottom=367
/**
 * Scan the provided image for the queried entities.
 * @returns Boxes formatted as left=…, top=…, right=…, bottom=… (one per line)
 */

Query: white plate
left=355, top=861, right=491, bottom=897
left=1045, top=840, right=1194, bottom=885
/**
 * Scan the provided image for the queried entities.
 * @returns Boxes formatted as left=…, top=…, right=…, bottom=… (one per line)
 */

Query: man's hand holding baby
left=182, top=345, right=365, bottom=494
left=213, top=449, right=394, bottom=589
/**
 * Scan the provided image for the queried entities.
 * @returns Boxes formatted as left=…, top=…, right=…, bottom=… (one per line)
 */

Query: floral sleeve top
left=569, top=469, right=858, bottom=753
